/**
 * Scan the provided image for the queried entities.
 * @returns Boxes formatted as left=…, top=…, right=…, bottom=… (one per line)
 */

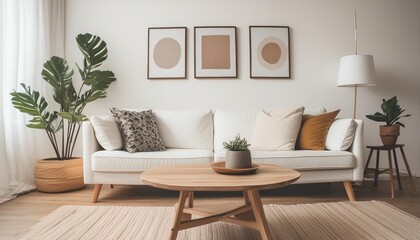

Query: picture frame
left=249, top=26, right=290, bottom=78
left=148, top=27, right=187, bottom=79
left=194, top=26, right=237, bottom=78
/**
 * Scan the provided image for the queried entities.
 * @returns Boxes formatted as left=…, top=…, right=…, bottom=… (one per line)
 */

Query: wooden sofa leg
left=93, top=184, right=103, bottom=203
left=343, top=181, right=356, bottom=201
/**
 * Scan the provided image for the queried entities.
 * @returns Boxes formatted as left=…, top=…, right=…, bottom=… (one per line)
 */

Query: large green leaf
left=77, top=70, right=116, bottom=106
left=57, top=112, right=86, bottom=122
left=10, top=83, right=58, bottom=132
left=76, top=33, right=108, bottom=70
left=42, top=56, right=76, bottom=112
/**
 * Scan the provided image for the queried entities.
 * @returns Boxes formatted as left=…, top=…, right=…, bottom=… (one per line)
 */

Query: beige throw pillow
left=251, top=107, right=305, bottom=151
left=90, top=116, right=123, bottom=151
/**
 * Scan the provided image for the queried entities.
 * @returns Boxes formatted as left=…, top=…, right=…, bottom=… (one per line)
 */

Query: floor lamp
left=337, top=11, right=376, bottom=119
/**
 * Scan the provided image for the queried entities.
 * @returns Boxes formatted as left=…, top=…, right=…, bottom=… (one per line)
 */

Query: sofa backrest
left=153, top=110, right=214, bottom=150
left=213, top=107, right=326, bottom=151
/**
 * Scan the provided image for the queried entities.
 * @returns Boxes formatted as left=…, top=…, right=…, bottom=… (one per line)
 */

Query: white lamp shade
left=337, top=55, right=376, bottom=87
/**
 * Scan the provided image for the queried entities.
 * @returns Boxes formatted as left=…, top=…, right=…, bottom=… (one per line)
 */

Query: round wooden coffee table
left=141, top=163, right=300, bottom=240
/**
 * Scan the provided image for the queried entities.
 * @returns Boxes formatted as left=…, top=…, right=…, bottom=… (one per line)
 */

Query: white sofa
left=83, top=108, right=364, bottom=202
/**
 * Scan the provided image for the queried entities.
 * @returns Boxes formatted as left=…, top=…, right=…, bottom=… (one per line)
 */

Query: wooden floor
left=0, top=176, right=419, bottom=240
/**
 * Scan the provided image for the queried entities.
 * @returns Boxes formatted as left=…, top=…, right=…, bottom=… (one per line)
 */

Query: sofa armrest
left=83, top=121, right=101, bottom=184
left=349, top=119, right=364, bottom=182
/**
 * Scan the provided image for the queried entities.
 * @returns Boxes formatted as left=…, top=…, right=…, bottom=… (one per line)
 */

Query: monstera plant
left=10, top=33, right=116, bottom=192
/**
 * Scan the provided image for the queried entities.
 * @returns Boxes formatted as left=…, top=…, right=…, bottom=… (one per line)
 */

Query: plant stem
left=45, top=130, right=60, bottom=159
left=69, top=123, right=82, bottom=157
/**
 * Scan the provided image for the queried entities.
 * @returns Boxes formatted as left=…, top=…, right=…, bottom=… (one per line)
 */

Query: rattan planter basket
left=34, top=158, right=85, bottom=193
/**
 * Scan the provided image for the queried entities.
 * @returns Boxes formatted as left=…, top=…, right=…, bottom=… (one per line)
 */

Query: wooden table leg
left=400, top=147, right=417, bottom=194
left=392, top=148, right=402, bottom=190
left=182, top=191, right=194, bottom=221
left=235, top=191, right=255, bottom=220
left=170, top=191, right=189, bottom=240
left=247, top=190, right=272, bottom=240
left=364, top=149, right=374, bottom=175
left=374, top=150, right=380, bottom=187
left=387, top=150, right=395, bottom=198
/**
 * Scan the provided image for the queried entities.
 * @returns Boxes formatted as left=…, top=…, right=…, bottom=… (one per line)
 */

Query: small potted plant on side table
left=366, top=96, right=411, bottom=146
left=223, top=134, right=252, bottom=169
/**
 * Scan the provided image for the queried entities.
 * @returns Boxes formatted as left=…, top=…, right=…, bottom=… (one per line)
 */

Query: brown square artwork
left=201, top=35, right=230, bottom=69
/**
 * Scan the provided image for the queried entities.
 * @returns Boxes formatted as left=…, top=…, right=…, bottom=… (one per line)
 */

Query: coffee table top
left=141, top=163, right=300, bottom=191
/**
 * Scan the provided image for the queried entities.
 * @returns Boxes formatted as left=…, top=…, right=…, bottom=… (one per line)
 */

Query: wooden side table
left=365, top=144, right=416, bottom=198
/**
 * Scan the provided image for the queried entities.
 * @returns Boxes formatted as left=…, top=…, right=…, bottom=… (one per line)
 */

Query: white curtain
left=0, top=0, right=65, bottom=204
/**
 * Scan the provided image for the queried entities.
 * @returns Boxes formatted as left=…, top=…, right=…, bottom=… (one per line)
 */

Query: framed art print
left=249, top=26, right=290, bottom=78
left=194, top=26, right=237, bottom=78
left=148, top=27, right=187, bottom=79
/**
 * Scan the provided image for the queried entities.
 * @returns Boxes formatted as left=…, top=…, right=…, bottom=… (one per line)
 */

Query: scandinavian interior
left=1, top=0, right=419, bottom=239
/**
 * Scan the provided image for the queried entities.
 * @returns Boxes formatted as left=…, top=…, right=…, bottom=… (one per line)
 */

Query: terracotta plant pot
left=34, top=158, right=85, bottom=193
left=226, top=150, right=252, bottom=169
left=380, top=125, right=400, bottom=146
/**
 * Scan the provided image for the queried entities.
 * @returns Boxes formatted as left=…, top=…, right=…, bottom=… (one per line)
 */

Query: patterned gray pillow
left=110, top=108, right=165, bottom=153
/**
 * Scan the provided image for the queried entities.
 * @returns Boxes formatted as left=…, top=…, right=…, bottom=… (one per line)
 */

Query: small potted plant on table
left=223, top=134, right=252, bottom=169
left=366, top=96, right=411, bottom=146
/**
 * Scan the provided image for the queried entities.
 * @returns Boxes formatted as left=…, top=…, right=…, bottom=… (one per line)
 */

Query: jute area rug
left=22, top=201, right=420, bottom=240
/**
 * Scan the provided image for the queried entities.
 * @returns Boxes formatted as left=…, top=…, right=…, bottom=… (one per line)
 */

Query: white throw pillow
left=153, top=110, right=213, bottom=150
left=90, top=116, right=123, bottom=151
left=251, top=107, right=305, bottom=151
left=325, top=119, right=357, bottom=151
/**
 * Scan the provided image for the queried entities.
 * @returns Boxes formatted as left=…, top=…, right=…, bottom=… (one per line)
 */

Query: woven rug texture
left=21, top=201, right=420, bottom=240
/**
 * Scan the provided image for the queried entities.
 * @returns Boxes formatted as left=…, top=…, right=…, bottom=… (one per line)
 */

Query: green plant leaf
left=76, top=33, right=108, bottom=70
left=42, top=56, right=76, bottom=112
left=366, top=112, right=387, bottom=122
left=57, top=112, right=86, bottom=122
left=223, top=134, right=251, bottom=151
left=10, top=83, right=57, bottom=132
left=368, top=96, right=411, bottom=126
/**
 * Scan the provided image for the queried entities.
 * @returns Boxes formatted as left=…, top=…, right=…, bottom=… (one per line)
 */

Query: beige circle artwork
left=153, top=38, right=181, bottom=69
left=257, top=37, right=287, bottom=71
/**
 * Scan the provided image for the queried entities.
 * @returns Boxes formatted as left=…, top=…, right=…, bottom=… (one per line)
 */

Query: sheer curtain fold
left=0, top=0, right=65, bottom=204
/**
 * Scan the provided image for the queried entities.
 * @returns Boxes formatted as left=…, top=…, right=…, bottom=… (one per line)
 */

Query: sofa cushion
left=213, top=107, right=327, bottom=151
left=251, top=107, right=304, bottom=151
left=214, top=150, right=354, bottom=170
left=92, top=148, right=213, bottom=172
left=296, top=110, right=340, bottom=150
left=110, top=108, right=165, bottom=153
left=326, top=119, right=357, bottom=151
left=90, top=116, right=123, bottom=151
left=153, top=110, right=213, bottom=150
left=214, top=109, right=259, bottom=151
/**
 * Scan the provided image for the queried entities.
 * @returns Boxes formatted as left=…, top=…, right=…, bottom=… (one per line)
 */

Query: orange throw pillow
left=296, top=110, right=340, bottom=150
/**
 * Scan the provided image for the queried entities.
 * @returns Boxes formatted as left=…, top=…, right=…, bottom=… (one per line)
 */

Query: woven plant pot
left=380, top=125, right=400, bottom=146
left=35, top=158, right=85, bottom=193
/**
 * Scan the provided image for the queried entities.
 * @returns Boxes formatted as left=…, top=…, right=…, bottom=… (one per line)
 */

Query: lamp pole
left=353, top=10, right=358, bottom=119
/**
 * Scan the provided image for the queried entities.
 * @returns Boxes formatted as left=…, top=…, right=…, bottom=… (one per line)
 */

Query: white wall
left=65, top=0, right=420, bottom=176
